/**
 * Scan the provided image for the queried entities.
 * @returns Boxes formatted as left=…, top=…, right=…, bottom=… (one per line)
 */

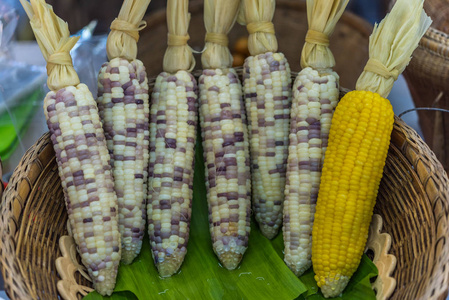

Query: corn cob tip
left=316, top=275, right=350, bottom=298
left=121, top=242, right=143, bottom=265
left=212, top=236, right=247, bottom=270
left=218, top=251, right=243, bottom=270
left=92, top=267, right=119, bottom=296
left=121, top=254, right=134, bottom=266
left=259, top=225, right=279, bottom=240
left=155, top=249, right=187, bottom=277
left=284, top=256, right=311, bottom=277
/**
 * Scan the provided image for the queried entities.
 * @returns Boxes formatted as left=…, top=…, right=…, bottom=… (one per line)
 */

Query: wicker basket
left=401, top=28, right=449, bottom=174
left=0, top=135, right=91, bottom=300
left=0, top=158, right=3, bottom=207
left=386, top=0, right=449, bottom=173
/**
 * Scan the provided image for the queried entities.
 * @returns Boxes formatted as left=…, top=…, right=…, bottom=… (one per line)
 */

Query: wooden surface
left=0, top=134, right=91, bottom=300
left=56, top=236, right=93, bottom=300
left=2, top=1, right=448, bottom=299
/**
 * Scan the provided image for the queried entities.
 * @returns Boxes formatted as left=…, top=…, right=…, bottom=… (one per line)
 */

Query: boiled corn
left=312, top=91, right=394, bottom=297
left=243, top=52, right=292, bottom=239
left=283, top=67, right=339, bottom=276
left=282, top=0, right=349, bottom=278
left=97, top=58, right=149, bottom=264
left=20, top=0, right=121, bottom=295
left=238, top=0, right=292, bottom=239
left=311, top=0, right=431, bottom=296
left=199, top=68, right=251, bottom=270
left=148, top=70, right=197, bottom=276
left=45, top=84, right=121, bottom=295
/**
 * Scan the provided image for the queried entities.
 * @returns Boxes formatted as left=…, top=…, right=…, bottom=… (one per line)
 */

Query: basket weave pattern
left=0, top=134, right=90, bottom=300
left=402, top=28, right=449, bottom=172
left=0, top=158, right=3, bottom=208
left=375, top=117, right=449, bottom=299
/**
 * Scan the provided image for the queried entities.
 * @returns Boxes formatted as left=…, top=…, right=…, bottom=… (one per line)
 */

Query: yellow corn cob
left=283, top=67, right=339, bottom=276
left=311, top=0, right=431, bottom=296
left=199, top=68, right=251, bottom=270
left=312, top=90, right=393, bottom=296
left=243, top=52, right=292, bottom=239
left=148, top=70, right=197, bottom=276
left=97, top=58, right=150, bottom=264
left=45, top=84, right=121, bottom=295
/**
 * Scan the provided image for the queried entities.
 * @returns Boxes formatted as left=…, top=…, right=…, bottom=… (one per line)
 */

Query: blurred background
left=13, top=0, right=389, bottom=36
left=0, top=0, right=420, bottom=297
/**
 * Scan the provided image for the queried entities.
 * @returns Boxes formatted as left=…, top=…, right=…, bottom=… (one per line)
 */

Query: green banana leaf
left=296, top=255, right=378, bottom=299
left=85, top=141, right=378, bottom=300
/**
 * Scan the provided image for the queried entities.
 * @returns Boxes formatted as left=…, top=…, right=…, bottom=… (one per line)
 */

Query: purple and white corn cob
left=97, top=57, right=150, bottom=264
left=147, top=70, right=198, bottom=277
left=283, top=67, right=339, bottom=276
left=243, top=51, right=292, bottom=239
left=44, top=84, right=121, bottom=295
left=199, top=68, right=252, bottom=270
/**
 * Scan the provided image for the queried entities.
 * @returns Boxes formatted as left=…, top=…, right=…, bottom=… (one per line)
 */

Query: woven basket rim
left=419, top=27, right=449, bottom=59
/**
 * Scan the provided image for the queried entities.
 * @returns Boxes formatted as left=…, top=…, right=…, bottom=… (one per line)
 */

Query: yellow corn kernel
left=311, top=90, right=394, bottom=298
